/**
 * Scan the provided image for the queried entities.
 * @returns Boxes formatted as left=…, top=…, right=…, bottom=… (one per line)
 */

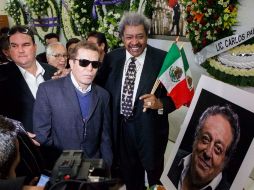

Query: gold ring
left=147, top=101, right=152, bottom=106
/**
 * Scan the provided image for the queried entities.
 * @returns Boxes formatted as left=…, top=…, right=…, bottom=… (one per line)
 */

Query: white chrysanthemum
left=114, top=31, right=119, bottom=37
left=109, top=24, right=114, bottom=30
left=108, top=29, right=113, bottom=35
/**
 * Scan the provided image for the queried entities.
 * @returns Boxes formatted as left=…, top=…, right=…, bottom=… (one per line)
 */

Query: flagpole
left=143, top=36, right=180, bottom=112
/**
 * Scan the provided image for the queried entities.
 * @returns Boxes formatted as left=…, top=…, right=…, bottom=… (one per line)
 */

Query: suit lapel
left=63, top=76, right=84, bottom=123
left=86, top=85, right=99, bottom=122
left=135, top=46, right=159, bottom=102
left=111, top=51, right=126, bottom=110
left=10, top=63, right=35, bottom=101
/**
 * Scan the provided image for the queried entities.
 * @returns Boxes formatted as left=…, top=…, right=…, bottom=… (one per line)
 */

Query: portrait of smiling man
left=168, top=105, right=240, bottom=190
left=33, top=41, right=113, bottom=170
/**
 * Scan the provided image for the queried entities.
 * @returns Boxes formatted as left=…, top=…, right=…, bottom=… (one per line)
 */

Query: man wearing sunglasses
left=33, top=41, right=113, bottom=170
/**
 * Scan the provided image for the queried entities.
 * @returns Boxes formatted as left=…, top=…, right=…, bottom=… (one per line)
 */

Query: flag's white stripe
left=159, top=57, right=185, bottom=92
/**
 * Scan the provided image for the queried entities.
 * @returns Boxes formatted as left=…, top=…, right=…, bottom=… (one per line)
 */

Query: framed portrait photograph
left=161, top=75, right=254, bottom=190
left=150, top=0, right=187, bottom=39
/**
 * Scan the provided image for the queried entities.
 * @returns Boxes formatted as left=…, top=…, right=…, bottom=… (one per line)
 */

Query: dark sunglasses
left=74, top=59, right=101, bottom=69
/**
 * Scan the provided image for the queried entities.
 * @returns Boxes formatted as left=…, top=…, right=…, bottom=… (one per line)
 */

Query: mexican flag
left=158, top=43, right=194, bottom=109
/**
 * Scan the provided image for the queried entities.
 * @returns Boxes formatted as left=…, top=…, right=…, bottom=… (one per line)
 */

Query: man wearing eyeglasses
left=0, top=25, right=57, bottom=133
left=33, top=41, right=113, bottom=170
left=46, top=42, right=68, bottom=70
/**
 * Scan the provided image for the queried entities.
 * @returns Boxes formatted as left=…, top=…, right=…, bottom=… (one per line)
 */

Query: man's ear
left=100, top=43, right=105, bottom=52
left=2, top=49, right=9, bottom=57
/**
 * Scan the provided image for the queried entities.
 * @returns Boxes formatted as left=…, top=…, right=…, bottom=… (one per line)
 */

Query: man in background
left=0, top=25, right=57, bottom=132
left=0, top=35, right=11, bottom=64
left=168, top=105, right=240, bottom=190
left=46, top=42, right=68, bottom=70
left=36, top=33, right=59, bottom=63
left=87, top=31, right=108, bottom=62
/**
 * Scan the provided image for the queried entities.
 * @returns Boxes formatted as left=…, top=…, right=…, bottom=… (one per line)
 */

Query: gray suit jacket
left=33, top=75, right=113, bottom=167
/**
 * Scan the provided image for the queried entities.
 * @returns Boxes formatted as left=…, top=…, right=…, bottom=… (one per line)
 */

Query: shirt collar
left=70, top=72, right=92, bottom=94
left=17, top=61, right=45, bottom=77
left=125, top=48, right=147, bottom=64
left=179, top=154, right=222, bottom=190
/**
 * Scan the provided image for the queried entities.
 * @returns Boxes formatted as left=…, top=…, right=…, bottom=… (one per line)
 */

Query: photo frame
left=161, top=75, right=254, bottom=190
left=150, top=0, right=187, bottom=40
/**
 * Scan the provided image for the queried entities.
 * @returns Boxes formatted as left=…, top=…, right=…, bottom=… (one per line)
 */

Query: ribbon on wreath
left=33, top=17, right=59, bottom=27
left=92, top=0, right=124, bottom=19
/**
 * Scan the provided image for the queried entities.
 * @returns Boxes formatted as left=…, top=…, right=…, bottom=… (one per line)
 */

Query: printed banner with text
left=195, top=27, right=254, bottom=64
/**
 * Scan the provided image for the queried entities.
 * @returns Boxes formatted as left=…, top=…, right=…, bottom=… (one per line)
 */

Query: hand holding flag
left=142, top=43, right=194, bottom=112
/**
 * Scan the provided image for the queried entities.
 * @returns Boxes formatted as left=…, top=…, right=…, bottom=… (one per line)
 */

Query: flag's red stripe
left=168, top=79, right=194, bottom=108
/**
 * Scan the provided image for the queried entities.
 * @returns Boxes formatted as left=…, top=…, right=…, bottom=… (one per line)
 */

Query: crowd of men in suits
left=0, top=12, right=177, bottom=190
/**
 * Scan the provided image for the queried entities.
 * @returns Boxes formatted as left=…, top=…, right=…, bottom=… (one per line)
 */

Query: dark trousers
left=119, top=116, right=163, bottom=190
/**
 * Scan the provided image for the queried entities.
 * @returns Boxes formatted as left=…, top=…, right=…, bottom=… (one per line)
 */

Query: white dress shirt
left=70, top=72, right=92, bottom=94
left=178, top=154, right=222, bottom=190
left=120, top=48, right=147, bottom=113
left=17, top=61, right=45, bottom=98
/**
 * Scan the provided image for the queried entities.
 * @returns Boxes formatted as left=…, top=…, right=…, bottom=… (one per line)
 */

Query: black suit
left=0, top=61, right=57, bottom=132
left=36, top=52, right=47, bottom=63
left=168, top=149, right=231, bottom=190
left=102, top=45, right=176, bottom=189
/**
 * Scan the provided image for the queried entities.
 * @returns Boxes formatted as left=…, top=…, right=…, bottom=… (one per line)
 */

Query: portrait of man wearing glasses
left=33, top=41, right=113, bottom=170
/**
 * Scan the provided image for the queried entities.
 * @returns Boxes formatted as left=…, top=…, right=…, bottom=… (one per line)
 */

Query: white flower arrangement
left=5, top=0, right=26, bottom=25
left=31, top=0, right=59, bottom=43
left=24, top=0, right=49, bottom=16
left=204, top=44, right=254, bottom=86
left=208, top=58, right=254, bottom=77
left=60, top=0, right=81, bottom=40
left=69, top=0, right=97, bottom=38
left=98, top=11, right=122, bottom=50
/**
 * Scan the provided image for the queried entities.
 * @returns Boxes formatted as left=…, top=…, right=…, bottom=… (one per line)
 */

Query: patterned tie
left=121, top=57, right=136, bottom=118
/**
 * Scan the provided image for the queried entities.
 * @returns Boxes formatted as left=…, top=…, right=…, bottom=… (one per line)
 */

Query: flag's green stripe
left=181, top=48, right=189, bottom=71
left=158, top=43, right=181, bottom=77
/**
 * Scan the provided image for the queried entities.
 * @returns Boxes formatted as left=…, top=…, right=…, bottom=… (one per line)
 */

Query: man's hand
left=27, top=132, right=40, bottom=146
left=139, top=94, right=163, bottom=111
left=52, top=68, right=71, bottom=80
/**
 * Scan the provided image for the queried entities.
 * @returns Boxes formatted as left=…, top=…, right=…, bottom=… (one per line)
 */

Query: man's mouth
left=129, top=46, right=141, bottom=52
left=197, top=156, right=211, bottom=170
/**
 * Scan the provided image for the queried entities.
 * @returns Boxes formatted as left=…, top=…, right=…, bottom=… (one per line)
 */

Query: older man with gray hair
left=46, top=42, right=68, bottom=70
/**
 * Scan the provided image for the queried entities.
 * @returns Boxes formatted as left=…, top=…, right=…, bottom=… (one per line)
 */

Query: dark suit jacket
left=0, top=61, right=57, bottom=132
left=36, top=52, right=47, bottom=63
left=168, top=149, right=231, bottom=190
left=102, top=45, right=176, bottom=170
left=33, top=75, right=113, bottom=167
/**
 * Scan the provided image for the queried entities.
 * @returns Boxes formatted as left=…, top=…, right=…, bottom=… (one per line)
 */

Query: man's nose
left=131, top=37, right=139, bottom=44
left=86, top=63, right=93, bottom=71
left=203, top=144, right=212, bottom=160
left=18, top=46, right=25, bottom=53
